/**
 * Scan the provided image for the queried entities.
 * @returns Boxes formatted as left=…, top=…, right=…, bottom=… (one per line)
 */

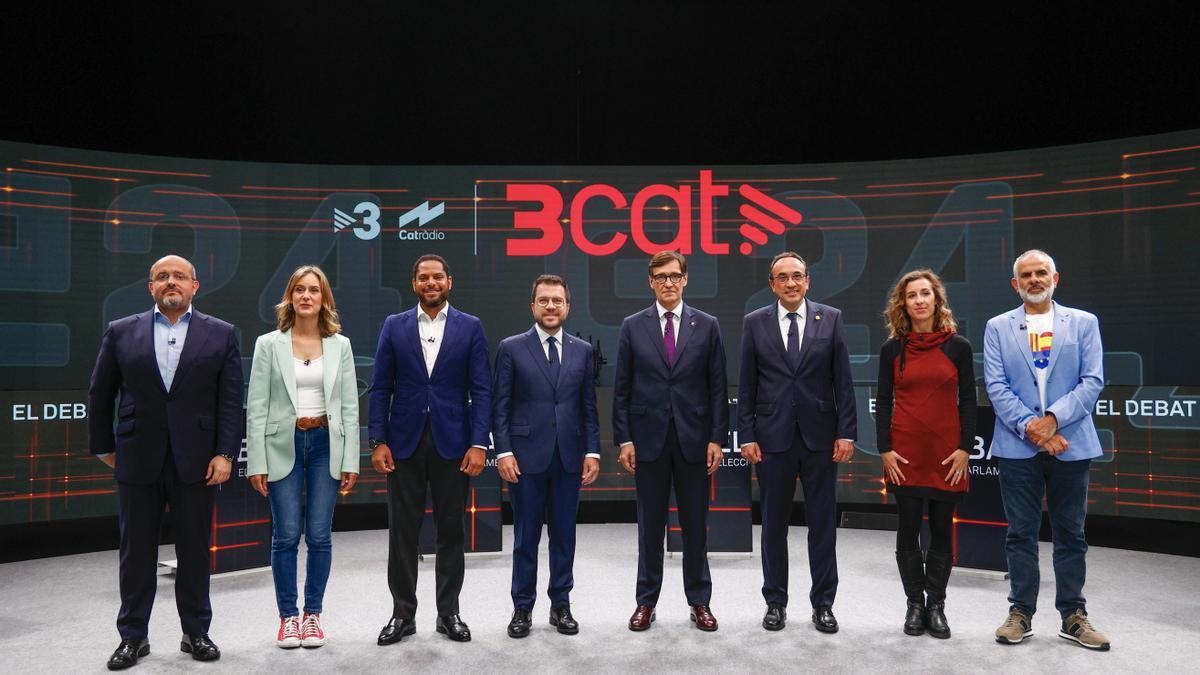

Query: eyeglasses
left=772, top=272, right=808, bottom=284
left=535, top=297, right=566, bottom=307
left=152, top=271, right=192, bottom=282
left=651, top=273, right=685, bottom=285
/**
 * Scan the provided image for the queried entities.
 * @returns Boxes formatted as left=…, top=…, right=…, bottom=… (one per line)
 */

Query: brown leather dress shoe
left=628, top=605, right=656, bottom=631
left=690, top=605, right=718, bottom=632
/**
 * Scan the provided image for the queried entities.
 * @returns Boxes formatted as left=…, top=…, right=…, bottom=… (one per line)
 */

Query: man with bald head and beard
left=88, top=254, right=243, bottom=669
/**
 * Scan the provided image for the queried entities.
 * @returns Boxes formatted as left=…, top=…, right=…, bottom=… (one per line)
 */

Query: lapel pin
left=815, top=314, right=822, bottom=321
left=690, top=321, right=696, bottom=327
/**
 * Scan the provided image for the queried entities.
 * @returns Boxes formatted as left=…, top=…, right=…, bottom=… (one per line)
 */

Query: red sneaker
left=301, top=613, right=326, bottom=648
left=276, top=616, right=301, bottom=649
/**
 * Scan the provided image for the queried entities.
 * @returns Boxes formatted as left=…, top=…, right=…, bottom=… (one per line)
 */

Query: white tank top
left=294, top=356, right=327, bottom=417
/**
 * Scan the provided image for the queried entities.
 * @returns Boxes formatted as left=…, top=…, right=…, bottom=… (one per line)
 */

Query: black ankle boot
left=896, top=549, right=926, bottom=636
left=924, top=550, right=952, bottom=639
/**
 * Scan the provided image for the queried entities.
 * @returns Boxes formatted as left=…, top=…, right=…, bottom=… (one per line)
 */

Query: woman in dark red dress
left=876, top=269, right=976, bottom=639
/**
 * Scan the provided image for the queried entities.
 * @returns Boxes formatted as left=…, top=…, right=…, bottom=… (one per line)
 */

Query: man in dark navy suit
left=492, top=274, right=600, bottom=638
left=88, top=254, right=243, bottom=670
left=738, top=251, right=857, bottom=634
left=613, top=251, right=728, bottom=632
left=368, top=254, right=491, bottom=645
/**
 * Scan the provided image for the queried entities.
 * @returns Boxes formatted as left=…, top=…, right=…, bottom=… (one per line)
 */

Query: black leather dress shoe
left=107, top=639, right=149, bottom=670
left=763, top=603, right=787, bottom=631
left=377, top=617, right=416, bottom=645
left=179, top=634, right=220, bottom=661
left=436, top=614, right=472, bottom=642
left=507, top=609, right=532, bottom=638
left=812, top=606, right=839, bottom=634
left=549, top=605, right=579, bottom=635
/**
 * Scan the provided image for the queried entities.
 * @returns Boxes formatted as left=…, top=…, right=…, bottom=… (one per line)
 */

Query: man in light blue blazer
left=492, top=274, right=600, bottom=638
left=368, top=254, right=491, bottom=646
left=984, top=249, right=1110, bottom=651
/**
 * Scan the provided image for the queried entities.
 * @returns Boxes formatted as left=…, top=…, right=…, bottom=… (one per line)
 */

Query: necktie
left=664, top=311, right=676, bottom=367
left=787, top=312, right=801, bottom=371
left=547, top=335, right=561, bottom=383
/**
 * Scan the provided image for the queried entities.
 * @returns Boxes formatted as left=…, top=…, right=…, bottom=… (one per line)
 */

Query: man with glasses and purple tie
left=612, top=251, right=728, bottom=633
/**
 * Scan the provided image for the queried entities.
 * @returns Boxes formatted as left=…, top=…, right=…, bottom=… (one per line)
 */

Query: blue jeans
left=998, top=454, right=1091, bottom=620
left=267, top=427, right=340, bottom=617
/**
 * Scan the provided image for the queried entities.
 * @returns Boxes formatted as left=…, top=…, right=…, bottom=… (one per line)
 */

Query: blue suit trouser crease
left=509, top=449, right=581, bottom=610
left=757, top=431, right=839, bottom=609
left=267, top=427, right=340, bottom=617
left=998, top=453, right=1091, bottom=619
left=116, top=451, right=214, bottom=640
left=634, top=420, right=712, bottom=607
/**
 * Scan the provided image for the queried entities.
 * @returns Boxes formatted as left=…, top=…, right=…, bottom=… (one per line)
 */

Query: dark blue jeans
left=998, top=453, right=1091, bottom=620
left=267, top=427, right=340, bottom=617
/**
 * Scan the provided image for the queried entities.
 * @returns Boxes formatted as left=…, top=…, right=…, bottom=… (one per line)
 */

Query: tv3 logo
left=333, top=201, right=445, bottom=240
left=504, top=170, right=802, bottom=256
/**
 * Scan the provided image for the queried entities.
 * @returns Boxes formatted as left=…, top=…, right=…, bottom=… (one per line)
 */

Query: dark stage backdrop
left=3, top=131, right=1198, bottom=543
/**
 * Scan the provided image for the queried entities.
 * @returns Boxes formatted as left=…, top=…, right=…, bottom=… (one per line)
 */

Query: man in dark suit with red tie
left=368, top=254, right=491, bottom=645
left=738, top=251, right=857, bottom=634
left=88, top=254, right=243, bottom=670
left=492, top=274, right=601, bottom=638
left=613, top=251, right=728, bottom=632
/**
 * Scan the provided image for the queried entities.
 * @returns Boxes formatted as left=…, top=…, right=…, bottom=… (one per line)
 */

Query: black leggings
left=896, top=495, right=955, bottom=555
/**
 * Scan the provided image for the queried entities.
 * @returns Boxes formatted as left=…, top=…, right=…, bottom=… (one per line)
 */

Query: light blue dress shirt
left=154, top=304, right=192, bottom=390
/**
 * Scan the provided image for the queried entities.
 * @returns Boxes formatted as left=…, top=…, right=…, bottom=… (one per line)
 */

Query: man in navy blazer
left=738, top=251, right=856, bottom=634
left=985, top=249, right=1110, bottom=650
left=492, top=274, right=600, bottom=638
left=613, top=251, right=728, bottom=632
left=88, top=254, right=242, bottom=669
left=368, top=254, right=491, bottom=645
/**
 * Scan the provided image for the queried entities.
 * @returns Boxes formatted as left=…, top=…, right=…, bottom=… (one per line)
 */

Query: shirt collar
left=777, top=300, right=805, bottom=322
left=153, top=304, right=193, bottom=324
left=656, top=301, right=683, bottom=319
left=416, top=303, right=450, bottom=322
left=534, top=323, right=562, bottom=343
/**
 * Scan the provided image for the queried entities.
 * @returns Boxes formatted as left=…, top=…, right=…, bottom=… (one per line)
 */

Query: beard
left=1018, top=282, right=1055, bottom=305
left=158, top=292, right=185, bottom=309
left=419, top=289, right=448, bottom=308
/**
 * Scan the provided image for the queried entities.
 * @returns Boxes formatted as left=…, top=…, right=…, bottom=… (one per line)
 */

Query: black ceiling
left=3, top=2, right=1198, bottom=165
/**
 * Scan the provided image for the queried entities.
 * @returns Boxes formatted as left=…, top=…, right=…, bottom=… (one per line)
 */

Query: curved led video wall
left=2, top=130, right=1197, bottom=527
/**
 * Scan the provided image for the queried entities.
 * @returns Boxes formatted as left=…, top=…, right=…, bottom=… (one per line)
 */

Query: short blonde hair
left=883, top=268, right=957, bottom=340
left=275, top=265, right=341, bottom=337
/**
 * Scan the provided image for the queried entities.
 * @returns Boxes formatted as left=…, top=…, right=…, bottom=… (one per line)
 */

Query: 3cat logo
left=503, top=170, right=803, bottom=256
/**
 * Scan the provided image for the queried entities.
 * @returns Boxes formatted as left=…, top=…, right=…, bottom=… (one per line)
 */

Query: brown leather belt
left=296, top=415, right=329, bottom=430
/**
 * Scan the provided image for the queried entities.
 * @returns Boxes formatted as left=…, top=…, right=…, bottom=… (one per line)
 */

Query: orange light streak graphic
left=6, top=167, right=135, bottom=182
left=241, top=185, right=409, bottom=192
left=1123, top=144, right=1200, bottom=159
left=1012, top=200, right=1200, bottom=222
left=22, top=159, right=209, bottom=177
left=1061, top=167, right=1194, bottom=184
left=150, top=190, right=329, bottom=201
left=208, top=541, right=261, bottom=553
left=214, top=518, right=271, bottom=529
left=986, top=179, right=1176, bottom=199
left=867, top=173, right=1043, bottom=188
left=0, top=187, right=74, bottom=197
left=0, top=489, right=114, bottom=501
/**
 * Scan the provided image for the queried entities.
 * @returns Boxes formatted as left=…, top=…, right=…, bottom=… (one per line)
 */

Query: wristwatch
left=368, top=438, right=385, bottom=449
left=216, top=452, right=235, bottom=462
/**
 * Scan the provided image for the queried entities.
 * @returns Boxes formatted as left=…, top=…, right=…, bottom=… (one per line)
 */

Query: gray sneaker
left=995, top=608, right=1033, bottom=644
left=1059, top=609, right=1110, bottom=651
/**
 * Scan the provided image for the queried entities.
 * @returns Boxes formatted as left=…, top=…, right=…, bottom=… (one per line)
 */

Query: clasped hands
left=1026, top=414, right=1069, bottom=455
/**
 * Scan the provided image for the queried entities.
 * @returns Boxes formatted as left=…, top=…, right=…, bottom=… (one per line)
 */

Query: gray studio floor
left=2, top=524, right=1196, bottom=674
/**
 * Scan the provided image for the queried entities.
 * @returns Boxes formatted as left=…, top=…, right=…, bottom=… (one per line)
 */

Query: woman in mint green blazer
left=246, top=265, right=360, bottom=649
